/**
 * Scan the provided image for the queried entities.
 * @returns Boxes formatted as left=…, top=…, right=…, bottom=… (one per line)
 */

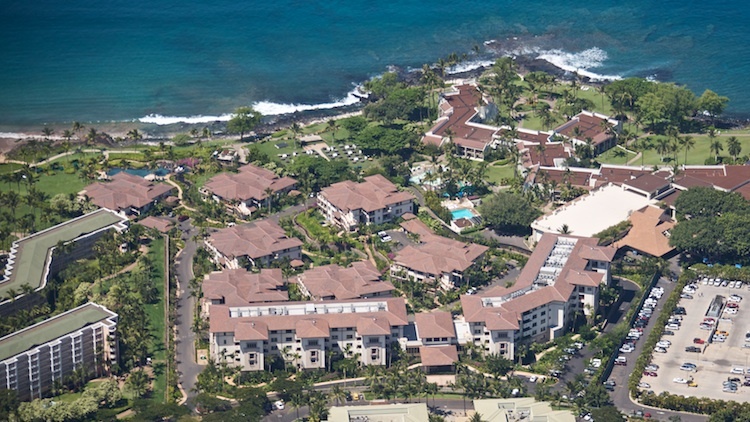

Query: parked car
left=654, top=347, right=668, bottom=353
left=730, top=368, right=745, bottom=375
left=615, top=356, right=627, bottom=366
left=638, top=382, right=651, bottom=389
left=680, top=363, right=697, bottom=371
left=645, top=364, right=659, bottom=371
left=693, top=338, right=705, bottom=344
left=643, top=371, right=658, bottom=377
left=663, top=330, right=675, bottom=336
left=685, top=346, right=702, bottom=352
left=680, top=294, right=694, bottom=299
left=673, top=377, right=688, bottom=384
left=727, top=302, right=740, bottom=309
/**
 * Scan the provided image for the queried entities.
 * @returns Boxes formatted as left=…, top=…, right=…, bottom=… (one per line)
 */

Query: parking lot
left=642, top=279, right=750, bottom=402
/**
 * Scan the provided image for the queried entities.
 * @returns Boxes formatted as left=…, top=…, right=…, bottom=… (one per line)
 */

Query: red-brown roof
left=622, top=173, right=671, bottom=195
left=209, top=298, right=409, bottom=338
left=614, top=205, right=676, bottom=257
left=415, top=312, right=456, bottom=339
left=419, top=345, right=458, bottom=367
left=421, top=84, right=498, bottom=150
left=207, top=219, right=303, bottom=260
left=138, top=216, right=173, bottom=233
left=204, top=164, right=297, bottom=203
left=393, top=233, right=488, bottom=277
left=555, top=112, right=614, bottom=146
left=84, top=172, right=174, bottom=211
left=297, top=261, right=394, bottom=300
left=320, top=175, right=415, bottom=213
left=203, top=268, right=287, bottom=305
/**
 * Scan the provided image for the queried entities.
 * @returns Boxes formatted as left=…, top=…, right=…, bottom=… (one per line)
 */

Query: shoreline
left=1, top=49, right=749, bottom=154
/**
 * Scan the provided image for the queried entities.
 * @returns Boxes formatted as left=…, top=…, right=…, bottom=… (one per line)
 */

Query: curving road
left=174, top=219, right=202, bottom=405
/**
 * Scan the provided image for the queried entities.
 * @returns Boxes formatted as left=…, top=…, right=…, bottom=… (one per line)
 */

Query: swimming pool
left=108, top=167, right=169, bottom=177
left=451, top=208, right=477, bottom=220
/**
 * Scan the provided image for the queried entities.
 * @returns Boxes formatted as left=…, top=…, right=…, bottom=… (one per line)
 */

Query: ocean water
left=1, top=0, right=749, bottom=127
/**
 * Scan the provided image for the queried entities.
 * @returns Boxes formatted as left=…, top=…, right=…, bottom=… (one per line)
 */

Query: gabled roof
left=320, top=174, right=415, bottom=213
left=204, top=164, right=297, bottom=203
left=415, top=312, right=456, bottom=339
left=614, top=205, right=676, bottom=257
left=555, top=111, right=617, bottom=146
left=393, top=234, right=488, bottom=277
left=207, top=219, right=303, bottom=260
left=419, top=345, right=458, bottom=367
left=622, top=173, right=671, bottom=194
left=295, top=319, right=330, bottom=338
left=203, top=268, right=287, bottom=305
left=356, top=317, right=392, bottom=336
left=84, top=172, right=174, bottom=211
left=297, top=261, right=393, bottom=300
left=138, top=216, right=174, bottom=233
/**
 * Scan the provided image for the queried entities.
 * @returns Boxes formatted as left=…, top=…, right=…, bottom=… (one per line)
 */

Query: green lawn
left=486, top=163, right=515, bottom=185
left=627, top=135, right=750, bottom=166
left=254, top=138, right=302, bottom=160
left=596, top=146, right=637, bottom=165
left=0, top=163, right=23, bottom=174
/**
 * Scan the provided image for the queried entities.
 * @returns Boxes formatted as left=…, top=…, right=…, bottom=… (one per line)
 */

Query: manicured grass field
left=612, top=134, right=750, bottom=167
left=596, top=146, right=637, bottom=165
left=486, top=162, right=515, bottom=185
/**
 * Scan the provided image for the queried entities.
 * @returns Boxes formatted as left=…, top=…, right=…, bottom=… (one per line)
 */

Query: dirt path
left=164, top=175, right=198, bottom=212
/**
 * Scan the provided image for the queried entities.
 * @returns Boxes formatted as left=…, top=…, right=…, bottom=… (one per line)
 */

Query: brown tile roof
left=614, top=205, right=676, bottom=257
left=657, top=189, right=682, bottom=207
left=138, top=216, right=173, bottom=233
left=320, top=174, right=415, bottom=213
left=536, top=168, right=592, bottom=188
left=235, top=321, right=269, bottom=341
left=462, top=233, right=614, bottom=322
left=84, top=172, right=174, bottom=211
left=593, top=165, right=650, bottom=185
left=209, top=298, right=409, bottom=338
left=295, top=319, right=330, bottom=338
left=297, top=261, right=394, bottom=300
left=393, top=234, right=488, bottom=277
left=422, top=85, right=498, bottom=149
left=623, top=173, right=670, bottom=195
left=356, top=317, right=392, bottom=336
left=555, top=112, right=614, bottom=146
left=734, top=183, right=750, bottom=200
left=204, top=164, right=297, bottom=203
left=419, top=345, right=458, bottom=367
left=400, top=218, right=435, bottom=237
left=678, top=165, right=750, bottom=192
left=207, top=219, right=303, bottom=260
left=415, top=312, right=456, bottom=339
left=203, top=268, right=287, bottom=305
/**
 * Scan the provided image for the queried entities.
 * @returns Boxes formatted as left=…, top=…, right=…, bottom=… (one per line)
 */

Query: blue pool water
left=108, top=167, right=169, bottom=177
left=451, top=208, right=477, bottom=220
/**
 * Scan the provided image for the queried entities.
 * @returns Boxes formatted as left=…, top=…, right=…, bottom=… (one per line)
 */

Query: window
left=285, top=337, right=292, bottom=342
left=441, top=337, right=448, bottom=342
left=332, top=335, right=338, bottom=340
left=346, top=334, right=353, bottom=340
left=308, top=340, right=319, bottom=346
left=474, top=329, right=482, bottom=334
left=500, top=343, right=506, bottom=349
left=540, top=311, right=546, bottom=316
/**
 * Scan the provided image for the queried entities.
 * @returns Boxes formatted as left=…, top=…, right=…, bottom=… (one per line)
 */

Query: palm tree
left=264, top=187, right=275, bottom=213
left=127, top=129, right=143, bottom=146
left=125, top=369, right=150, bottom=398
left=469, top=412, right=486, bottom=422
left=655, top=138, right=671, bottom=162
left=326, top=119, right=339, bottom=142
left=329, top=385, right=347, bottom=406
left=289, top=392, right=307, bottom=421
left=558, top=224, right=571, bottom=234
left=727, top=136, right=742, bottom=163
left=710, top=138, right=723, bottom=162
left=41, top=126, right=54, bottom=141
left=680, top=135, right=695, bottom=165
left=86, top=128, right=98, bottom=148
left=290, top=122, right=302, bottom=150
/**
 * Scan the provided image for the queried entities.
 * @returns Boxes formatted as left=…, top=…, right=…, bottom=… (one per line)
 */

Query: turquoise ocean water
left=1, top=0, right=749, bottom=127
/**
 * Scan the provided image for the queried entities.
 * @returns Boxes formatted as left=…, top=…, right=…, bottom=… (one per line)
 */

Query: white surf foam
left=139, top=88, right=365, bottom=125
left=536, top=47, right=621, bottom=81
left=139, top=114, right=233, bottom=125
left=446, top=59, right=495, bottom=75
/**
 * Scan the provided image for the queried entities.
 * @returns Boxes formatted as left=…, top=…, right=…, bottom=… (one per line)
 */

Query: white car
left=620, top=345, right=634, bottom=353
left=673, top=377, right=688, bottom=384
left=529, top=375, right=538, bottom=383
left=729, top=295, right=743, bottom=302
left=725, top=308, right=738, bottom=314
left=380, top=235, right=392, bottom=242
left=656, top=341, right=671, bottom=348
left=730, top=367, right=745, bottom=374
left=638, top=382, right=651, bottom=389
left=274, top=400, right=285, bottom=410
left=377, top=231, right=387, bottom=237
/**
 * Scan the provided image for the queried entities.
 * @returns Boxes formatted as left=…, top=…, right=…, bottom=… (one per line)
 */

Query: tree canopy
left=673, top=187, right=749, bottom=219
left=355, top=125, right=418, bottom=156
left=286, top=155, right=357, bottom=192
left=227, top=106, right=262, bottom=140
left=478, top=192, right=541, bottom=234
left=698, top=89, right=729, bottom=122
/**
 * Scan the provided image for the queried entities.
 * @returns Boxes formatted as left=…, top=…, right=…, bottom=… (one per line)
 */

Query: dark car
left=178, top=214, right=189, bottom=222
left=663, top=330, right=675, bottom=336
left=674, top=307, right=687, bottom=315
left=685, top=346, right=702, bottom=353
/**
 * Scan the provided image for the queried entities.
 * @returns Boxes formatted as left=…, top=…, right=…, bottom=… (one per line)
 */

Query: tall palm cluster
left=366, top=366, right=438, bottom=404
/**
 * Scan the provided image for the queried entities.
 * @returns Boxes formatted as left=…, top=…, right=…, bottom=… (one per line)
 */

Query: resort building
left=201, top=268, right=288, bottom=315
left=328, top=403, right=429, bottom=422
left=473, top=398, right=575, bottom=422
left=295, top=261, right=394, bottom=301
left=317, top=175, right=415, bottom=232
left=391, top=218, right=488, bottom=290
left=0, top=209, right=128, bottom=316
left=208, top=297, right=408, bottom=371
left=0, top=302, right=118, bottom=401
left=422, top=84, right=500, bottom=160
left=203, top=164, right=297, bottom=216
left=553, top=111, right=621, bottom=156
left=82, top=172, right=174, bottom=217
left=137, top=216, right=174, bottom=233
left=459, top=233, right=615, bottom=360
left=204, top=219, right=303, bottom=269
left=614, top=205, right=676, bottom=257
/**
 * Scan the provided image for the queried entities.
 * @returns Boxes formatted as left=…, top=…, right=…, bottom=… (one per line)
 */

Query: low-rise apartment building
left=201, top=268, right=288, bottom=315
left=0, top=303, right=118, bottom=401
left=208, top=298, right=408, bottom=371
left=203, top=164, right=297, bottom=215
left=391, top=218, right=488, bottom=290
left=82, top=172, right=174, bottom=217
left=204, top=219, right=303, bottom=269
left=296, top=261, right=394, bottom=300
left=459, top=233, right=615, bottom=360
left=317, top=175, right=415, bottom=232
